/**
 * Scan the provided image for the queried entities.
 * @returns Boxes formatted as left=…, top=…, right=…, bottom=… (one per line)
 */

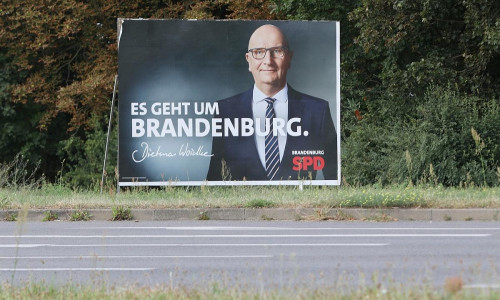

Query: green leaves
left=0, top=0, right=498, bottom=187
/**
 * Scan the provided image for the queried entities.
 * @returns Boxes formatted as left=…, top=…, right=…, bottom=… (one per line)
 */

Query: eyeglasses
left=247, top=47, right=288, bottom=60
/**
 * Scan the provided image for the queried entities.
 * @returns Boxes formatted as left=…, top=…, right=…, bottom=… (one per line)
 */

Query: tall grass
left=0, top=185, right=498, bottom=209
left=0, top=281, right=498, bottom=299
left=0, top=151, right=498, bottom=210
left=0, top=154, right=43, bottom=190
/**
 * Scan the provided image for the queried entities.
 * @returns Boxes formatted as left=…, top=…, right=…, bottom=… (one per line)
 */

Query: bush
left=58, top=125, right=117, bottom=190
left=69, top=210, right=93, bottom=221
left=343, top=84, right=500, bottom=186
left=406, top=85, right=499, bottom=186
left=42, top=211, right=59, bottom=222
left=111, top=206, right=133, bottom=221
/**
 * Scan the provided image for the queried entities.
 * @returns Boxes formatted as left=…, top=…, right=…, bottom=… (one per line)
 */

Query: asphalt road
left=0, top=221, right=499, bottom=291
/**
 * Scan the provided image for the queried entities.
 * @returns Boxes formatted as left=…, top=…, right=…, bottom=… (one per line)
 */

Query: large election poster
left=118, top=20, right=340, bottom=186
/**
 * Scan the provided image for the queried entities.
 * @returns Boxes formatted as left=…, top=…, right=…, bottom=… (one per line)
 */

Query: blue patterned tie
left=265, top=97, right=280, bottom=180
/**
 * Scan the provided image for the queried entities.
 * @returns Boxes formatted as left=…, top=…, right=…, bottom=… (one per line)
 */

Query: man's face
left=245, top=25, right=292, bottom=95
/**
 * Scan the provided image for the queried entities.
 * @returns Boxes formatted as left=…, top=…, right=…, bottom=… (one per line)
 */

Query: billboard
left=118, top=20, right=340, bottom=186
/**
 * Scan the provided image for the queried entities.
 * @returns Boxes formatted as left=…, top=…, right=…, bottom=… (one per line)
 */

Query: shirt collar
left=252, top=84, right=289, bottom=104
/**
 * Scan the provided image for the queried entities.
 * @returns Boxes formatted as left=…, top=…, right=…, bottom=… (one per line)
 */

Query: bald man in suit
left=207, top=25, right=337, bottom=181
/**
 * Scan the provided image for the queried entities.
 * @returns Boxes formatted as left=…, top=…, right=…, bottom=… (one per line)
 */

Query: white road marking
left=0, top=268, right=155, bottom=271
left=0, top=255, right=273, bottom=259
left=0, top=234, right=491, bottom=238
left=87, top=226, right=500, bottom=231
left=0, top=243, right=389, bottom=248
left=464, top=284, right=500, bottom=289
left=0, top=244, right=46, bottom=248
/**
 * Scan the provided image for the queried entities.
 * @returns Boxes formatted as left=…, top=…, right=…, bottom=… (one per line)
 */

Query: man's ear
left=245, top=53, right=251, bottom=71
left=287, top=51, right=293, bottom=69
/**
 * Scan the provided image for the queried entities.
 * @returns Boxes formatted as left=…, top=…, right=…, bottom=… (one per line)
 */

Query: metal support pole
left=101, top=75, right=118, bottom=193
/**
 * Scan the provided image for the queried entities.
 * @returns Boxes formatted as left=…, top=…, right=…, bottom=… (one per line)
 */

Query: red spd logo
left=292, top=156, right=325, bottom=171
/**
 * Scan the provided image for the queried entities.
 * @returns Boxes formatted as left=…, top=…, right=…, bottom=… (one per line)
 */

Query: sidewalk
left=1, top=208, right=499, bottom=221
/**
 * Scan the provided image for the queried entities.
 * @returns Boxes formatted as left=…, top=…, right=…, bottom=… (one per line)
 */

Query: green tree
left=0, top=0, right=278, bottom=187
left=1, top=0, right=498, bottom=187
left=272, top=0, right=499, bottom=186
left=344, top=0, right=500, bottom=186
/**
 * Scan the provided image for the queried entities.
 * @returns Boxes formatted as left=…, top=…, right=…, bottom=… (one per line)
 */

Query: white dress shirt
left=252, top=85, right=289, bottom=169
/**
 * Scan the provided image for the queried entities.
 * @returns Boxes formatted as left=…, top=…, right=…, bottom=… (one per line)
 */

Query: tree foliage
left=0, top=0, right=498, bottom=187
left=343, top=0, right=500, bottom=186
left=0, top=0, right=278, bottom=182
left=350, top=0, right=499, bottom=98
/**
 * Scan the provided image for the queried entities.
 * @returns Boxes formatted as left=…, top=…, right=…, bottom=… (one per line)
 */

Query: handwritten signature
left=132, top=142, right=212, bottom=163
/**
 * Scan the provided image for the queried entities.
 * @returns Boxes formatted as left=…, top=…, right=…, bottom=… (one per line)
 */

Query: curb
left=1, top=208, right=499, bottom=222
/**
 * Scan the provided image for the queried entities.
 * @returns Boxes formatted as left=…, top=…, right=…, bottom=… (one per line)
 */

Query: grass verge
left=0, top=185, right=498, bottom=210
left=0, top=281, right=498, bottom=299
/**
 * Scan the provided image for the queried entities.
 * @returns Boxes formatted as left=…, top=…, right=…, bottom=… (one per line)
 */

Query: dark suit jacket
left=206, top=86, right=338, bottom=181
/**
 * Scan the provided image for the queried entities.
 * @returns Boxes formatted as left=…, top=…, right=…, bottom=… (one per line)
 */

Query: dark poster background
left=118, top=20, right=339, bottom=184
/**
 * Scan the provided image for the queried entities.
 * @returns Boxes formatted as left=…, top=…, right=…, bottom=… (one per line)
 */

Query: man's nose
left=262, top=50, right=273, bottom=64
